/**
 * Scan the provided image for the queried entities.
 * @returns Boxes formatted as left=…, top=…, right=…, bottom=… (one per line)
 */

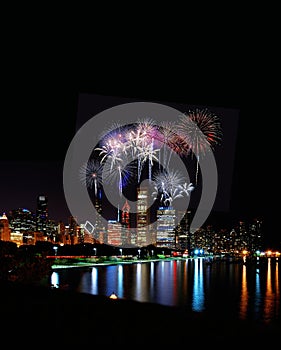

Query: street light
left=119, top=248, right=122, bottom=256
left=93, top=247, right=97, bottom=256
left=138, top=249, right=141, bottom=258
left=53, top=246, right=58, bottom=256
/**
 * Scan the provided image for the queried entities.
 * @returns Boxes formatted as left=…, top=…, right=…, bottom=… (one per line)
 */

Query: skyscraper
left=121, top=199, right=131, bottom=246
left=107, top=220, right=122, bottom=246
left=8, top=208, right=36, bottom=233
left=156, top=206, right=176, bottom=248
left=177, top=210, right=192, bottom=250
left=0, top=213, right=11, bottom=241
left=136, top=186, right=150, bottom=246
left=93, top=189, right=103, bottom=242
left=36, top=195, right=48, bottom=234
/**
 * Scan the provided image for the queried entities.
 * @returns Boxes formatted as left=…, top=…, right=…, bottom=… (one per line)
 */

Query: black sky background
left=0, top=66, right=278, bottom=248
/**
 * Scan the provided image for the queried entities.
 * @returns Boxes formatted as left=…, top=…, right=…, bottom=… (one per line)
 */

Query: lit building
left=176, top=210, right=192, bottom=250
left=36, top=195, right=48, bottom=234
left=9, top=231, right=23, bottom=247
left=57, top=220, right=66, bottom=242
left=93, top=189, right=104, bottom=242
left=107, top=220, right=122, bottom=246
left=156, top=206, right=176, bottom=248
left=97, top=228, right=107, bottom=244
left=249, top=218, right=263, bottom=252
left=136, top=187, right=150, bottom=246
left=80, top=223, right=95, bottom=244
left=67, top=216, right=79, bottom=245
left=8, top=208, right=36, bottom=233
left=0, top=213, right=11, bottom=241
left=121, top=199, right=131, bottom=246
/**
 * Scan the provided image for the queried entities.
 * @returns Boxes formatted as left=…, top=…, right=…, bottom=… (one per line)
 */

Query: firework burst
left=121, top=119, right=161, bottom=182
left=79, top=159, right=103, bottom=196
left=152, top=168, right=190, bottom=206
left=101, top=154, right=137, bottom=196
left=135, top=117, right=157, bottom=138
left=98, top=121, right=127, bottom=142
left=177, top=108, right=222, bottom=155
left=178, top=182, right=195, bottom=196
left=156, top=121, right=190, bottom=169
left=177, top=108, right=222, bottom=184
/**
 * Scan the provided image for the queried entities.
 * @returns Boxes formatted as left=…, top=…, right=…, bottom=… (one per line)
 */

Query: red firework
left=177, top=108, right=222, bottom=157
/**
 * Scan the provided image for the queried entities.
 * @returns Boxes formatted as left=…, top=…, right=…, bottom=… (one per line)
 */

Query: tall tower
left=0, top=213, right=11, bottom=241
left=156, top=206, right=176, bottom=248
left=121, top=199, right=131, bottom=246
left=36, top=195, right=48, bottom=234
left=177, top=210, right=192, bottom=250
left=136, top=186, right=150, bottom=246
left=107, top=220, right=122, bottom=246
left=93, top=188, right=103, bottom=241
left=64, top=215, right=81, bottom=245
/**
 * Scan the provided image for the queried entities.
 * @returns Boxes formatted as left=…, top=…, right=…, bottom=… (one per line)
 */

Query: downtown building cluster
left=0, top=191, right=264, bottom=255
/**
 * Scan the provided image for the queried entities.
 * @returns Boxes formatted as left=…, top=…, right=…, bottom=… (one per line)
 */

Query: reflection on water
left=51, top=271, right=59, bottom=288
left=50, top=257, right=280, bottom=324
left=239, top=264, right=248, bottom=319
left=91, top=268, right=98, bottom=294
left=192, top=258, right=205, bottom=312
left=276, top=260, right=280, bottom=318
left=263, top=258, right=280, bottom=323
left=264, top=258, right=272, bottom=322
left=255, top=265, right=261, bottom=317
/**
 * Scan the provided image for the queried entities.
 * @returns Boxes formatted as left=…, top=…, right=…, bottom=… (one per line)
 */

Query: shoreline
left=51, top=256, right=183, bottom=269
left=51, top=254, right=273, bottom=270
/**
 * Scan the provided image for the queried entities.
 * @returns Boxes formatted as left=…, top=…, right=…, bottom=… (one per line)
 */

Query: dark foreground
left=1, top=281, right=280, bottom=346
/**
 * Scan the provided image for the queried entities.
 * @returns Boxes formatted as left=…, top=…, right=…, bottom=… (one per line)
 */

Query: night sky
left=0, top=71, right=277, bottom=248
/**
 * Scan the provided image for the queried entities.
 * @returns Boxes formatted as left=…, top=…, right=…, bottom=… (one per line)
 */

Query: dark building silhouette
left=36, top=195, right=48, bottom=234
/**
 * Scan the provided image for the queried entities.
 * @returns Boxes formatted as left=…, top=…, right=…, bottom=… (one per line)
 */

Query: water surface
left=50, top=257, right=280, bottom=325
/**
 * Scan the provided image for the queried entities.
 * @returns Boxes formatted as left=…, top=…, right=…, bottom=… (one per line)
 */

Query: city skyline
left=1, top=190, right=266, bottom=253
left=0, top=84, right=277, bottom=248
